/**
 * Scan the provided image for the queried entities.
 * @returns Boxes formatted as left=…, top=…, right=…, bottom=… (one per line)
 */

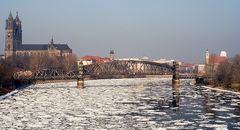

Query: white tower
left=205, top=49, right=210, bottom=65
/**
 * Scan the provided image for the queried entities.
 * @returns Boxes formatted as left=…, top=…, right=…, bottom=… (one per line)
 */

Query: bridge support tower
left=172, top=61, right=180, bottom=86
left=77, top=61, right=84, bottom=88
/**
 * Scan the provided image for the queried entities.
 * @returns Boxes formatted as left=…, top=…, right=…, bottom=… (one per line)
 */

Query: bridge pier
left=77, top=79, right=84, bottom=88
left=172, top=61, right=180, bottom=86
left=77, top=61, right=84, bottom=88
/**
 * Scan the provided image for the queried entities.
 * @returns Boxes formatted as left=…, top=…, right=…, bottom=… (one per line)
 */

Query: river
left=0, top=78, right=240, bottom=129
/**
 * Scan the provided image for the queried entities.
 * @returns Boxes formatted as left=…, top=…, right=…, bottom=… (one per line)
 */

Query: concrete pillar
left=195, top=77, right=204, bottom=85
left=77, top=79, right=84, bottom=88
left=172, top=85, right=180, bottom=107
left=172, top=79, right=180, bottom=86
left=172, top=61, right=180, bottom=86
left=77, top=61, right=84, bottom=88
left=190, top=79, right=196, bottom=86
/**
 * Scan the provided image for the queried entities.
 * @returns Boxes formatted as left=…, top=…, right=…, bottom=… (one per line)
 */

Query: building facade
left=4, top=12, right=72, bottom=58
left=205, top=50, right=228, bottom=77
left=81, top=56, right=111, bottom=65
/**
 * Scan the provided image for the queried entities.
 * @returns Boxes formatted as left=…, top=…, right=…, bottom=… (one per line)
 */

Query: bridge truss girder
left=84, top=60, right=173, bottom=76
left=14, top=60, right=176, bottom=80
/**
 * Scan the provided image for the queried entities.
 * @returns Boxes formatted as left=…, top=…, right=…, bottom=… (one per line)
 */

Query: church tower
left=5, top=12, right=14, bottom=58
left=204, top=49, right=210, bottom=75
left=4, top=12, right=22, bottom=58
left=205, top=49, right=210, bottom=65
left=14, top=12, right=22, bottom=48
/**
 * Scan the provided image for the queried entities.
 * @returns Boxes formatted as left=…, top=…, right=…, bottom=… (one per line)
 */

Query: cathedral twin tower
left=5, top=12, right=22, bottom=58
left=4, top=12, right=72, bottom=58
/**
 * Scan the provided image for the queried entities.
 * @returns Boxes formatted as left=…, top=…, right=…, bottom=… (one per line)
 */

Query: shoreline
left=202, top=85, right=240, bottom=95
left=0, top=88, right=14, bottom=96
left=2, top=80, right=240, bottom=100
left=0, top=89, right=18, bottom=100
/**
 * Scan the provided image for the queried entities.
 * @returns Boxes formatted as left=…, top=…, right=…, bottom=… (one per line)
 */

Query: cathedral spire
left=15, top=11, right=20, bottom=22
left=8, top=11, right=13, bottom=20
left=6, top=11, right=14, bottom=29
left=51, top=37, right=54, bottom=45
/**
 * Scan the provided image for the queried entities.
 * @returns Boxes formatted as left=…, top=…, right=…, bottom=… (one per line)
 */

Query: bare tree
left=0, top=60, right=15, bottom=82
left=213, top=54, right=240, bottom=89
left=62, top=54, right=77, bottom=72
left=214, top=61, right=232, bottom=87
left=231, top=54, right=240, bottom=83
left=29, top=55, right=49, bottom=72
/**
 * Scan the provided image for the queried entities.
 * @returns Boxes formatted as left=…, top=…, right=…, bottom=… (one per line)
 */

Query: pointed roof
left=50, top=37, right=54, bottom=45
left=15, top=11, right=21, bottom=22
left=48, top=37, right=56, bottom=49
left=8, top=11, right=13, bottom=20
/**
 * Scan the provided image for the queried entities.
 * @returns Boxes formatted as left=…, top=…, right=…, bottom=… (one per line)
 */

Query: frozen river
left=0, top=78, right=240, bottom=129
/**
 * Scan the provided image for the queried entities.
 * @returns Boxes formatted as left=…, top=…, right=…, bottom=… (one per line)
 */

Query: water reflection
left=171, top=85, right=180, bottom=108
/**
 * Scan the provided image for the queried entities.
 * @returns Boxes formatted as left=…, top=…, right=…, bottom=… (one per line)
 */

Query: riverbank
left=0, top=88, right=14, bottom=96
left=203, top=85, right=240, bottom=95
left=0, top=80, right=31, bottom=96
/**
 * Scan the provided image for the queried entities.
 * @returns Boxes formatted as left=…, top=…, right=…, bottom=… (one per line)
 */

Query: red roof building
left=81, top=56, right=111, bottom=63
left=179, top=63, right=195, bottom=73
left=180, top=63, right=195, bottom=68
left=209, top=55, right=227, bottom=64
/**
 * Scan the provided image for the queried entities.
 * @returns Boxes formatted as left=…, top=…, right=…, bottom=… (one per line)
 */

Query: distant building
left=109, top=50, right=115, bottom=61
left=195, top=64, right=205, bottom=74
left=81, top=56, right=111, bottom=65
left=208, top=52, right=227, bottom=65
left=205, top=49, right=228, bottom=74
left=154, top=59, right=175, bottom=66
left=179, top=63, right=195, bottom=73
left=205, top=49, right=210, bottom=65
left=118, top=58, right=141, bottom=61
left=4, top=12, right=72, bottom=58
left=141, top=56, right=150, bottom=61
left=220, top=51, right=227, bottom=57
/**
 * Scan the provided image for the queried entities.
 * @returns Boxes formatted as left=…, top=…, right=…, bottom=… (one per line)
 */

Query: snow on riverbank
left=0, top=90, right=19, bottom=101
left=202, top=86, right=240, bottom=95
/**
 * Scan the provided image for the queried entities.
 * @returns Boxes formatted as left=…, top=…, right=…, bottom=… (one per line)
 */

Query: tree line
left=0, top=54, right=78, bottom=87
left=212, top=54, right=240, bottom=91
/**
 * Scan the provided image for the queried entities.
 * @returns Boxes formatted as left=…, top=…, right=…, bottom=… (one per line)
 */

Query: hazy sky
left=0, top=0, right=240, bottom=63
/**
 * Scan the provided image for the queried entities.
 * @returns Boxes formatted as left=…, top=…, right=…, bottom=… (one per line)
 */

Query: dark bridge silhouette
left=84, top=60, right=173, bottom=78
left=14, top=60, right=196, bottom=81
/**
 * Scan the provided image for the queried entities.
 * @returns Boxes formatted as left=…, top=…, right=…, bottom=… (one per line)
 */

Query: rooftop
left=17, top=43, right=71, bottom=51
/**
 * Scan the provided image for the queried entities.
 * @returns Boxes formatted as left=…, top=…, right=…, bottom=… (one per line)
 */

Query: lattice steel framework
left=14, top=69, right=78, bottom=80
left=14, top=60, right=175, bottom=80
left=84, top=60, right=173, bottom=76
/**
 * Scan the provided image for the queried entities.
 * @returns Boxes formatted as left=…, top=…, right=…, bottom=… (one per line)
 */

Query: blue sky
left=0, top=0, right=240, bottom=63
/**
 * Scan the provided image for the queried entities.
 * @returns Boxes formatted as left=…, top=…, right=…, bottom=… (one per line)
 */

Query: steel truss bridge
left=14, top=60, right=196, bottom=80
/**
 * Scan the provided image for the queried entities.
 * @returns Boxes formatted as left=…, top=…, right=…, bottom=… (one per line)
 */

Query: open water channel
left=0, top=78, right=240, bottom=129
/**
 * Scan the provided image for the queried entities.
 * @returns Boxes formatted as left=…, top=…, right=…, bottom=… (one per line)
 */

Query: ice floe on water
left=0, top=78, right=240, bottom=129
left=199, top=124, right=228, bottom=130
left=211, top=108, right=229, bottom=112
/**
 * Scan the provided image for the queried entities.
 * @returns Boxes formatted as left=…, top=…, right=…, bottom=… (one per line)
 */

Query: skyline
left=1, top=0, right=240, bottom=63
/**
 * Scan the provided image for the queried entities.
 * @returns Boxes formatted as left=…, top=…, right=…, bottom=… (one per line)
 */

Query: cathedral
left=4, top=12, right=72, bottom=58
